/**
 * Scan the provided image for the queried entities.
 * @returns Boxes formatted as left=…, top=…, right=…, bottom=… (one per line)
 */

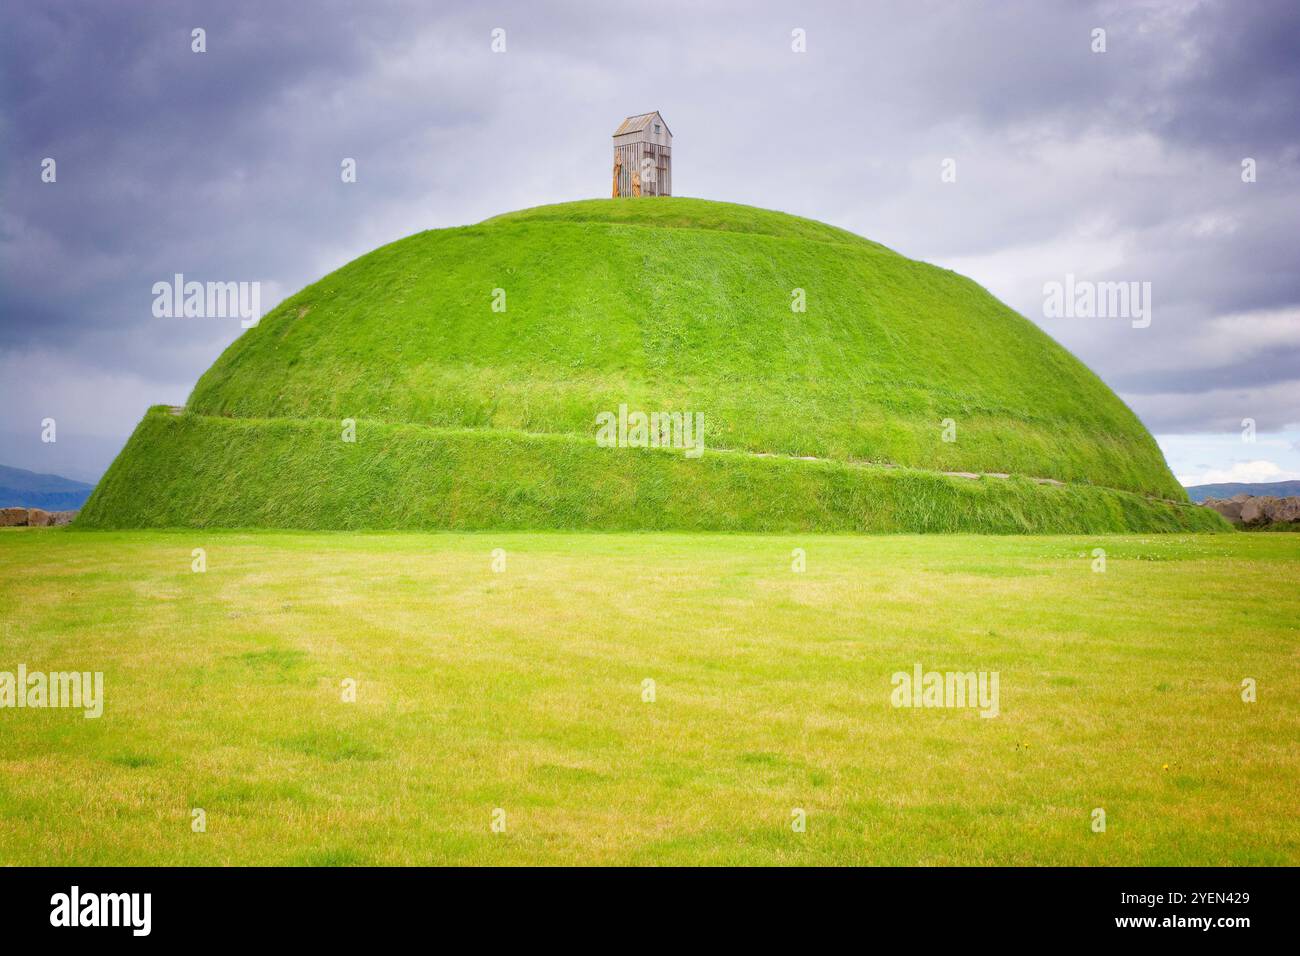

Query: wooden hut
left=612, top=112, right=671, bottom=197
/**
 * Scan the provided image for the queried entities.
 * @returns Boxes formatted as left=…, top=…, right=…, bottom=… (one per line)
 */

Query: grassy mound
left=78, top=408, right=1223, bottom=533
left=84, top=198, right=1208, bottom=531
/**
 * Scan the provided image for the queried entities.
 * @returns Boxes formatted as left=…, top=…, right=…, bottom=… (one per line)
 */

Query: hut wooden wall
left=612, top=135, right=672, bottom=197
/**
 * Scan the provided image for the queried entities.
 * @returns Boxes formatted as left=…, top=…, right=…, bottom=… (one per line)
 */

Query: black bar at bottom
left=0, top=867, right=1289, bottom=942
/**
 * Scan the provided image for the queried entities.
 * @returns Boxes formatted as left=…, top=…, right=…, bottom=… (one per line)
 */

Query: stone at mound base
left=1204, top=494, right=1300, bottom=527
left=1201, top=497, right=1245, bottom=523
left=1239, top=496, right=1279, bottom=526
left=1273, top=497, right=1300, bottom=523
left=0, top=508, right=78, bottom=527
left=1243, top=495, right=1300, bottom=525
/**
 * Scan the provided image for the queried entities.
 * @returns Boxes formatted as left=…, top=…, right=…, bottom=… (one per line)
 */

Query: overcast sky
left=2, top=0, right=1298, bottom=485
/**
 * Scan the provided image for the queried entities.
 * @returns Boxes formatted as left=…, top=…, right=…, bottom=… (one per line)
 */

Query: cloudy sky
left=2, top=0, right=1298, bottom=485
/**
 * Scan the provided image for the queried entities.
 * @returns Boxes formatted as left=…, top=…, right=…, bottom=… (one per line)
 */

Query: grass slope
left=1, top=529, right=1295, bottom=865
left=180, top=198, right=1183, bottom=503
left=77, top=408, right=1224, bottom=533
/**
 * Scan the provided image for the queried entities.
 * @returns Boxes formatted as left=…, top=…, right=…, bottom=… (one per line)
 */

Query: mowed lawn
left=0, top=529, right=1296, bottom=866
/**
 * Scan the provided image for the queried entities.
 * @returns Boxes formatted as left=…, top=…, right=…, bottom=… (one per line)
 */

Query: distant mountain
left=0, top=464, right=95, bottom=510
left=1185, top=480, right=1300, bottom=503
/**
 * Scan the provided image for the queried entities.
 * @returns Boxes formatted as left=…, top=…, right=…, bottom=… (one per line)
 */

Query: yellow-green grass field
left=0, top=529, right=1296, bottom=866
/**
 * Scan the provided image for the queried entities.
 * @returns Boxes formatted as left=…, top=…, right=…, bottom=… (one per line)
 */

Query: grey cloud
left=1, top=0, right=1298, bottom=478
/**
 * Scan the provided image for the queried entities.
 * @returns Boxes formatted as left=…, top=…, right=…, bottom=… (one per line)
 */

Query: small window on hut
left=654, top=124, right=661, bottom=134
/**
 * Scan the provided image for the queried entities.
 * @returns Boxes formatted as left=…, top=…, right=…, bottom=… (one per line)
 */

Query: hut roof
left=613, top=111, right=671, bottom=137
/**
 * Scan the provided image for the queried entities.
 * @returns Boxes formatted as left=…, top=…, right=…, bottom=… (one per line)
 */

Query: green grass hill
left=79, top=198, right=1222, bottom=533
